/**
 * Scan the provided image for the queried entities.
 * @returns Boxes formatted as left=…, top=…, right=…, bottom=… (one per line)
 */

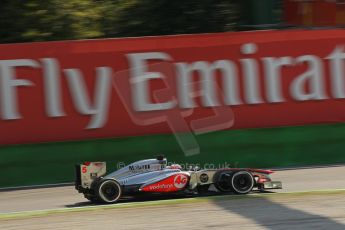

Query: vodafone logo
left=142, top=174, right=189, bottom=192
left=173, top=174, right=188, bottom=189
left=148, top=184, right=173, bottom=190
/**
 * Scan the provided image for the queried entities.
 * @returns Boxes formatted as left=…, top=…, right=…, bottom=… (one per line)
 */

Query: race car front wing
left=262, top=181, right=283, bottom=189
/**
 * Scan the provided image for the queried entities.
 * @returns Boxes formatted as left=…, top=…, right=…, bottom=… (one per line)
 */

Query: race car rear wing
left=75, top=162, right=106, bottom=190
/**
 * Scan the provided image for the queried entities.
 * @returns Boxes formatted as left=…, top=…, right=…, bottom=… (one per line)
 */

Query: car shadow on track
left=65, top=190, right=272, bottom=208
left=65, top=193, right=196, bottom=208
left=212, top=197, right=345, bottom=229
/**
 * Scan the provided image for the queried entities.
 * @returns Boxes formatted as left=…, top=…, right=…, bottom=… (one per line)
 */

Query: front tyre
left=96, top=179, right=122, bottom=203
left=214, top=170, right=234, bottom=192
left=231, top=171, right=254, bottom=194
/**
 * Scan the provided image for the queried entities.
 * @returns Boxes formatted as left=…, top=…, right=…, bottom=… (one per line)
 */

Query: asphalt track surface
left=1, top=166, right=345, bottom=229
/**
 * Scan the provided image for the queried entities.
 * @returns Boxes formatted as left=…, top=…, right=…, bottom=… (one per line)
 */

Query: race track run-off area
left=1, top=166, right=345, bottom=229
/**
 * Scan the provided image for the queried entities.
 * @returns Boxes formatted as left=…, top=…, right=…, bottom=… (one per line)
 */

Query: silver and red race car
left=75, top=156, right=282, bottom=203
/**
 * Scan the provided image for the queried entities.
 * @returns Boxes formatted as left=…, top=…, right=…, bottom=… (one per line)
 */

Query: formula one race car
left=75, top=156, right=282, bottom=203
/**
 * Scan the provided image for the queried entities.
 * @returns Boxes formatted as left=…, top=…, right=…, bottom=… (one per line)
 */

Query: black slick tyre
left=214, top=170, right=254, bottom=194
left=231, top=171, right=254, bottom=194
left=96, top=179, right=122, bottom=203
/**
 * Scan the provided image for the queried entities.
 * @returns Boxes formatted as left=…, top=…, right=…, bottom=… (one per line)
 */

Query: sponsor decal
left=129, top=164, right=150, bottom=171
left=147, top=184, right=173, bottom=191
left=0, top=30, right=345, bottom=145
left=199, top=173, right=209, bottom=183
left=93, top=162, right=105, bottom=167
left=173, top=174, right=188, bottom=189
left=141, top=173, right=189, bottom=192
left=90, top=173, right=97, bottom=178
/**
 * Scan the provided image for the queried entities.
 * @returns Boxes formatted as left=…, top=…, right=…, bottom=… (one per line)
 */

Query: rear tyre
left=96, top=179, right=122, bottom=203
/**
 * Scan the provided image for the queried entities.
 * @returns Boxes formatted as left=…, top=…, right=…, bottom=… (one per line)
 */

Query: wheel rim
left=231, top=172, right=254, bottom=194
left=99, top=180, right=121, bottom=203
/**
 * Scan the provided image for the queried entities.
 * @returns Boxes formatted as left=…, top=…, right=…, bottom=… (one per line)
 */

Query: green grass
left=1, top=122, right=345, bottom=187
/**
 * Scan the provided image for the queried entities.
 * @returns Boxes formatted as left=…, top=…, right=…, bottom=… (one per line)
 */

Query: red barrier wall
left=0, top=30, right=345, bottom=145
